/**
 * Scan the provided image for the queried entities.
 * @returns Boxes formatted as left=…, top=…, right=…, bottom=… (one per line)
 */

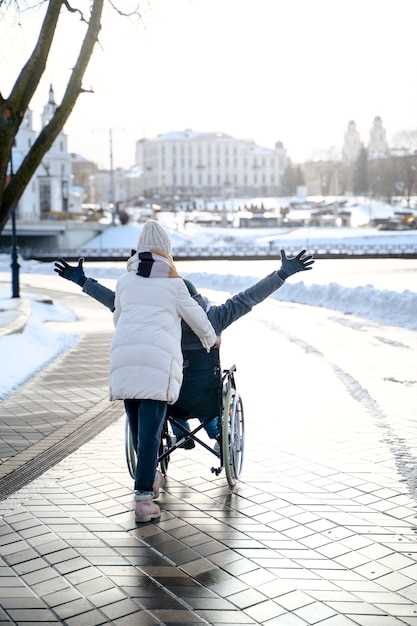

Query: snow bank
left=0, top=299, right=78, bottom=399
left=183, top=272, right=417, bottom=331
left=83, top=223, right=191, bottom=250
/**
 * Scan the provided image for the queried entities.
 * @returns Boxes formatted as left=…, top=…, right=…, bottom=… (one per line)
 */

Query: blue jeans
left=124, top=399, right=167, bottom=494
left=171, top=416, right=220, bottom=441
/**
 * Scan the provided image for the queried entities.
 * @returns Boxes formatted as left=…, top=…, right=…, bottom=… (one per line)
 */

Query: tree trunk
left=0, top=0, right=64, bottom=225
left=0, top=0, right=104, bottom=232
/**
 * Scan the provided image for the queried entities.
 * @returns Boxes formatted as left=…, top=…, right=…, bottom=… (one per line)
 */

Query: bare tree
left=0, top=0, right=140, bottom=232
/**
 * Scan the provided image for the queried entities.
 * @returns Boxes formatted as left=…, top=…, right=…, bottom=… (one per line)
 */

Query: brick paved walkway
left=1, top=413, right=417, bottom=626
left=0, top=285, right=119, bottom=485
left=1, top=281, right=417, bottom=625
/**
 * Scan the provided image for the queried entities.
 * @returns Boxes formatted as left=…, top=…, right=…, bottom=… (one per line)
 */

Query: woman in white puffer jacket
left=110, top=221, right=217, bottom=522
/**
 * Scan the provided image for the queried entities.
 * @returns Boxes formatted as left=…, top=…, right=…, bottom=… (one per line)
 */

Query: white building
left=38, top=85, right=72, bottom=217
left=342, top=120, right=362, bottom=163
left=12, top=85, right=74, bottom=221
left=135, top=130, right=288, bottom=198
left=12, top=110, right=38, bottom=220
left=368, top=116, right=389, bottom=159
left=89, top=166, right=144, bottom=208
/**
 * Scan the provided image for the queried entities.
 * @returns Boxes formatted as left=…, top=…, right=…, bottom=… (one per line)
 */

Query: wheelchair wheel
left=125, top=415, right=172, bottom=480
left=221, top=380, right=245, bottom=489
left=159, top=423, right=172, bottom=476
left=125, top=415, right=137, bottom=480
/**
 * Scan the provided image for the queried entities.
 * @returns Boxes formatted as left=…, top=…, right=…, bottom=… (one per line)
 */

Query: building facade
left=368, top=116, right=389, bottom=159
left=135, top=130, right=288, bottom=198
left=342, top=120, right=362, bottom=163
left=11, top=85, right=74, bottom=221
left=12, top=110, right=38, bottom=220
left=88, top=166, right=144, bottom=208
left=38, top=85, right=72, bottom=217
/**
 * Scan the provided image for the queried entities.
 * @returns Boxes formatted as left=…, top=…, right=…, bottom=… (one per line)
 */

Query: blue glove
left=278, top=249, right=314, bottom=280
left=54, top=258, right=86, bottom=287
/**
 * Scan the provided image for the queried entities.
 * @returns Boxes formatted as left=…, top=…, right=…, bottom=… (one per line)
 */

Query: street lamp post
left=9, top=145, right=20, bottom=298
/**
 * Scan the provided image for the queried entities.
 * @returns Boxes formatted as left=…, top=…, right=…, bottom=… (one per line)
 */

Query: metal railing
left=8, top=242, right=417, bottom=262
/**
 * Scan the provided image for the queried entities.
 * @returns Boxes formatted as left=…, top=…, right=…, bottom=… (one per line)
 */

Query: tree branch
left=108, top=0, right=141, bottom=18
left=62, top=0, right=88, bottom=24
left=1, top=0, right=104, bottom=227
left=8, top=0, right=64, bottom=115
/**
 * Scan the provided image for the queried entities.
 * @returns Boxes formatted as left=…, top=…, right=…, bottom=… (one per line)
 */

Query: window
left=244, top=174, right=248, bottom=185
left=60, top=140, right=64, bottom=152
left=254, top=174, right=257, bottom=184
left=208, top=174, right=212, bottom=184
left=189, top=174, right=193, bottom=185
left=271, top=174, right=275, bottom=184
left=198, top=174, right=202, bottom=185
left=217, top=174, right=220, bottom=184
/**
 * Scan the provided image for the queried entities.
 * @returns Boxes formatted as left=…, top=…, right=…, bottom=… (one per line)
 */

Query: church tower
left=368, top=116, right=389, bottom=159
left=342, top=120, right=362, bottom=163
left=42, top=84, right=57, bottom=127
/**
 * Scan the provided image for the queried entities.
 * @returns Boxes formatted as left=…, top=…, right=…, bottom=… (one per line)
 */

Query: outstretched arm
left=208, top=249, right=314, bottom=334
left=54, top=258, right=115, bottom=311
left=176, top=281, right=217, bottom=351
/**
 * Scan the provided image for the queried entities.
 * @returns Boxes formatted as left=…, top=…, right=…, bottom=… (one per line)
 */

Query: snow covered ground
left=2, top=255, right=415, bottom=334
left=184, top=272, right=417, bottom=331
left=81, top=222, right=417, bottom=255
left=83, top=223, right=191, bottom=251
left=81, top=202, right=417, bottom=254
left=0, top=289, right=78, bottom=399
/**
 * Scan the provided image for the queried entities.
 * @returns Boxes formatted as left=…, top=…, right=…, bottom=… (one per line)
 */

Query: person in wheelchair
left=55, top=249, right=314, bottom=452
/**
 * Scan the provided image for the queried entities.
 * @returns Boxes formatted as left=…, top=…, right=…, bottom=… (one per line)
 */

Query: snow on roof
left=156, top=130, right=234, bottom=141
left=149, top=130, right=274, bottom=152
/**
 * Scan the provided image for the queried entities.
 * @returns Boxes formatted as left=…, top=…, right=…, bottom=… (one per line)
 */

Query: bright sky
left=1, top=0, right=417, bottom=168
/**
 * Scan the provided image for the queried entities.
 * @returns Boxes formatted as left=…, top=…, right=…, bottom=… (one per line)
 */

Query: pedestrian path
left=0, top=284, right=120, bottom=492
left=1, top=280, right=417, bottom=624
left=0, top=330, right=117, bottom=485
left=1, top=414, right=417, bottom=626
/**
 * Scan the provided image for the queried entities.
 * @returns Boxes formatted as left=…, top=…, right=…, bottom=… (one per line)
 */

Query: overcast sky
left=1, top=0, right=417, bottom=168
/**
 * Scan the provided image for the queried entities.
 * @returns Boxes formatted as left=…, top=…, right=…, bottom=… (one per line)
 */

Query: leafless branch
left=80, top=86, right=94, bottom=94
left=8, top=0, right=64, bottom=113
left=1, top=0, right=104, bottom=225
left=108, top=0, right=141, bottom=19
left=63, top=0, right=88, bottom=24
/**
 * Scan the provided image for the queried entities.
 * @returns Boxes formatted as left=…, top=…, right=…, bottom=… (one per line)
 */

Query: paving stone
left=1, top=290, right=417, bottom=625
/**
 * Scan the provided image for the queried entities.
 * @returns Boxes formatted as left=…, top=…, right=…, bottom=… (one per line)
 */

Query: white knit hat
left=137, top=220, right=172, bottom=255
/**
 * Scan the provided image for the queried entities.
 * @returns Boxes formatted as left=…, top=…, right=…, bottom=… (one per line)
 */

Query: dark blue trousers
left=124, top=399, right=167, bottom=493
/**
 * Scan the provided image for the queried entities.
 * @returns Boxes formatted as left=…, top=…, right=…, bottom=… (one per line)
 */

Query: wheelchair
left=125, top=365, right=245, bottom=489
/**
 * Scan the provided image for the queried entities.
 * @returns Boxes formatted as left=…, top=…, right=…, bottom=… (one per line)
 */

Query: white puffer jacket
left=110, top=263, right=217, bottom=403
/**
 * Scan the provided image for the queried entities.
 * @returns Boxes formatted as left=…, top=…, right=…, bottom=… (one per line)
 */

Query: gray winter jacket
left=83, top=271, right=284, bottom=351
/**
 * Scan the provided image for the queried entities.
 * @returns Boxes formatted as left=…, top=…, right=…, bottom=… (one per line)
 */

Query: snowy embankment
left=1, top=254, right=415, bottom=331
left=183, top=272, right=417, bottom=331
left=0, top=293, right=78, bottom=399
left=82, top=223, right=417, bottom=255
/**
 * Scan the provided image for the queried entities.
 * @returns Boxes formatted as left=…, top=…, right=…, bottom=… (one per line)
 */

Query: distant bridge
left=13, top=243, right=417, bottom=262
